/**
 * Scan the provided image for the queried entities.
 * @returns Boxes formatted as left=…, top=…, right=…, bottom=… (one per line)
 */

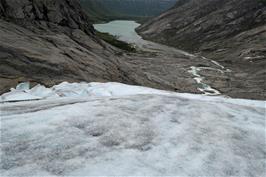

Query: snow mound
left=1, top=82, right=265, bottom=108
left=0, top=82, right=170, bottom=102
left=0, top=82, right=265, bottom=176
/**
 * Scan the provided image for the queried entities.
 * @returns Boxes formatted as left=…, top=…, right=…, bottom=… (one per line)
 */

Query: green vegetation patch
left=96, top=31, right=136, bottom=52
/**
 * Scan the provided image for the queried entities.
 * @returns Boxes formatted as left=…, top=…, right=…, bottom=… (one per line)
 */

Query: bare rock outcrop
left=0, top=0, right=94, bottom=34
left=0, top=0, right=130, bottom=93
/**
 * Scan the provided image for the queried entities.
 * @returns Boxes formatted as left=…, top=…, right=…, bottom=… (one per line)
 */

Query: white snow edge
left=0, top=82, right=265, bottom=108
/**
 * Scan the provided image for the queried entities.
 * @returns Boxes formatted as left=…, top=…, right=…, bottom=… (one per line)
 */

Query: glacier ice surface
left=0, top=82, right=265, bottom=176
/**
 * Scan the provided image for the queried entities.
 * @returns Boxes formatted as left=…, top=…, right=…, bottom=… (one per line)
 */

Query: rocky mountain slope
left=0, top=0, right=127, bottom=93
left=79, top=0, right=116, bottom=22
left=0, top=0, right=208, bottom=96
left=80, top=0, right=177, bottom=22
left=138, top=0, right=266, bottom=98
left=0, top=0, right=265, bottom=100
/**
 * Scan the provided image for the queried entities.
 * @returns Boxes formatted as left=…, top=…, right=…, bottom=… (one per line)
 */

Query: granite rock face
left=0, top=0, right=94, bottom=33
left=0, top=0, right=129, bottom=93
left=137, top=0, right=266, bottom=99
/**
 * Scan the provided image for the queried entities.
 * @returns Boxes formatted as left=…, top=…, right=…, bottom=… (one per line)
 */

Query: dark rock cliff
left=138, top=0, right=265, bottom=51
left=0, top=0, right=95, bottom=34
left=0, top=0, right=132, bottom=93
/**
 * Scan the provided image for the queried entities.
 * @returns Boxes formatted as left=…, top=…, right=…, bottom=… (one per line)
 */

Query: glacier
left=0, top=82, right=265, bottom=176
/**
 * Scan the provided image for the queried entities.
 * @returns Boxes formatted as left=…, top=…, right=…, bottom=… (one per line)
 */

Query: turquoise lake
left=94, top=20, right=144, bottom=44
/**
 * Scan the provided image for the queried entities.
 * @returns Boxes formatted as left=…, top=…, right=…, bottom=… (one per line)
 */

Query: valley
left=0, top=0, right=265, bottom=176
left=80, top=0, right=177, bottom=23
left=94, top=20, right=230, bottom=96
left=137, top=0, right=266, bottom=99
left=0, top=0, right=264, bottom=99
